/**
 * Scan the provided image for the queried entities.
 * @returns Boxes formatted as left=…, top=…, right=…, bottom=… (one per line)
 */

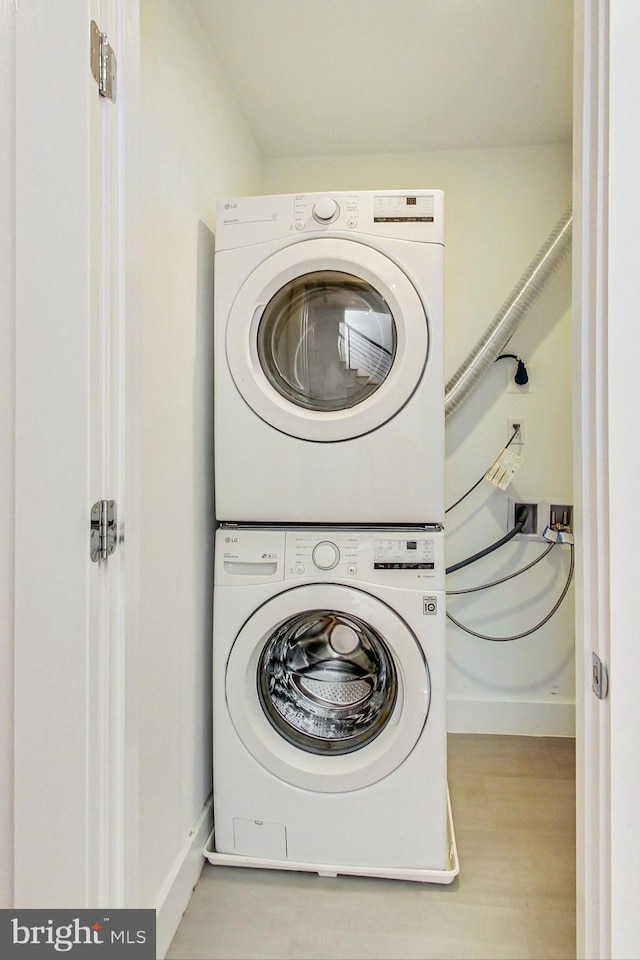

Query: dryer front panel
left=225, top=239, right=431, bottom=442
left=225, top=584, right=431, bottom=793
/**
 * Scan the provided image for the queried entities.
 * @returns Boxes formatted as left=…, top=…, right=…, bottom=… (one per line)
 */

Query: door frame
left=573, top=1, right=640, bottom=957
left=606, top=3, right=640, bottom=948
left=573, top=1, right=611, bottom=952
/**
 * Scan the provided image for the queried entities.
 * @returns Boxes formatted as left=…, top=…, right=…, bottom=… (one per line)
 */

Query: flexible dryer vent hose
left=444, top=206, right=573, bottom=418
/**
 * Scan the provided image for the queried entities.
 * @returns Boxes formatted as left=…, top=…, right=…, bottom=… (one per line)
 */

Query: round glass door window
left=257, top=271, right=396, bottom=412
left=257, top=608, right=398, bottom=755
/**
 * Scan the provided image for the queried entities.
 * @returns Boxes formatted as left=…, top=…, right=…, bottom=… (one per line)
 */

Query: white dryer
left=214, top=190, right=444, bottom=524
left=206, top=525, right=458, bottom=883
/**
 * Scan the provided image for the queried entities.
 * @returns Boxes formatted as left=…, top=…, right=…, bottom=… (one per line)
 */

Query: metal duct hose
left=444, top=206, right=572, bottom=418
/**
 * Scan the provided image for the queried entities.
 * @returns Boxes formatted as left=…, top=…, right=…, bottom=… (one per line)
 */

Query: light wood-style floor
left=167, top=734, right=576, bottom=960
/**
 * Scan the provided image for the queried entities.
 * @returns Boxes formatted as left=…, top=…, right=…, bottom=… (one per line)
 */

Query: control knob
left=312, top=540, right=340, bottom=570
left=312, top=197, right=339, bottom=223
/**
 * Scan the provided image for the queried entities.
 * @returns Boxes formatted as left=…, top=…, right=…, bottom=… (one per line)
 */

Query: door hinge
left=592, top=652, right=609, bottom=700
left=90, top=20, right=117, bottom=102
left=90, top=500, right=118, bottom=562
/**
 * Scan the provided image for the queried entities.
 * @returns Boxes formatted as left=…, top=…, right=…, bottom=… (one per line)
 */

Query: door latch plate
left=592, top=652, right=608, bottom=699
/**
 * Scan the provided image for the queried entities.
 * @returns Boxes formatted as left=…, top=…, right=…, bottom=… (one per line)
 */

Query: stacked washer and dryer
left=206, top=190, right=458, bottom=882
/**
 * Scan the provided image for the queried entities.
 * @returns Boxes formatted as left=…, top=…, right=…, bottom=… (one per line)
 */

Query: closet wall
left=139, top=0, right=261, bottom=910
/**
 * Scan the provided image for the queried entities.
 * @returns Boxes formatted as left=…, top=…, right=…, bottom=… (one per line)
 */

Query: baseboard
left=155, top=797, right=213, bottom=960
left=447, top=698, right=575, bottom=737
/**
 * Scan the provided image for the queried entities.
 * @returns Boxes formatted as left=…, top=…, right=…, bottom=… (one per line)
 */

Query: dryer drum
left=257, top=270, right=396, bottom=412
left=257, top=609, right=398, bottom=756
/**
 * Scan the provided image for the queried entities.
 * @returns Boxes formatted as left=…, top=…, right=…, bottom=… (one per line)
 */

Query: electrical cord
left=445, top=505, right=530, bottom=575
left=446, top=424, right=520, bottom=514
left=495, top=353, right=529, bottom=385
left=447, top=541, right=555, bottom=595
left=447, top=544, right=574, bottom=642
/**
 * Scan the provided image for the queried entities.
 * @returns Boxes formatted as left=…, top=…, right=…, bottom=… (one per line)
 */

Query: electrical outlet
left=549, top=503, right=573, bottom=532
left=508, top=498, right=538, bottom=538
left=507, top=418, right=524, bottom=445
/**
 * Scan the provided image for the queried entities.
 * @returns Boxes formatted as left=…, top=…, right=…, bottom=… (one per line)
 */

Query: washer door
left=225, top=239, right=430, bottom=442
left=225, top=584, right=430, bottom=793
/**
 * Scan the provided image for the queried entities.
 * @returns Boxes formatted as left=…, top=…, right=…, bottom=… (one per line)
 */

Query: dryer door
left=225, top=239, right=430, bottom=442
left=225, top=584, right=430, bottom=793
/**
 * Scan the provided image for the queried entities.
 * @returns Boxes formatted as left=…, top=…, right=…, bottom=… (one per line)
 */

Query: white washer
left=214, top=190, right=444, bottom=524
left=207, top=525, right=458, bottom=882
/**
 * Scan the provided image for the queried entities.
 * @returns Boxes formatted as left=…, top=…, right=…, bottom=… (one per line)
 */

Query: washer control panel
left=215, top=527, right=443, bottom=588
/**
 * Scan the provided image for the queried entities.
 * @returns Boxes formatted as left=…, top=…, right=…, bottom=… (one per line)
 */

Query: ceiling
left=193, top=0, right=573, bottom=159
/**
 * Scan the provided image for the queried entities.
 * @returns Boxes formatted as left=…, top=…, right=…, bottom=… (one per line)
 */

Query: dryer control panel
left=214, top=190, right=444, bottom=250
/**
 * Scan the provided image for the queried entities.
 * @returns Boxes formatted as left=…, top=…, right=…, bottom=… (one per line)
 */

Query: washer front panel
left=225, top=584, right=430, bottom=793
left=225, top=239, right=430, bottom=442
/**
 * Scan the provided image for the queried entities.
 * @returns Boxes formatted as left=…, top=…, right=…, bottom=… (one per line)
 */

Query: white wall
left=264, top=144, right=574, bottom=735
left=139, top=0, right=261, bottom=930
left=0, top=0, right=15, bottom=909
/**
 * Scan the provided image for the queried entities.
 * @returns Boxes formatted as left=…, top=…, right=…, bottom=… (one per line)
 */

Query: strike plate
left=592, top=652, right=608, bottom=699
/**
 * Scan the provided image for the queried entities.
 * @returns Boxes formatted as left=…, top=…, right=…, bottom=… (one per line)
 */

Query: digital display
left=374, top=538, right=435, bottom=570
left=373, top=194, right=435, bottom=222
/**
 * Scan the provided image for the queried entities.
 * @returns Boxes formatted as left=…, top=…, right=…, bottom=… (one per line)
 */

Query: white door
left=13, top=0, right=138, bottom=908
left=225, top=583, right=430, bottom=792
left=225, top=239, right=431, bottom=441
